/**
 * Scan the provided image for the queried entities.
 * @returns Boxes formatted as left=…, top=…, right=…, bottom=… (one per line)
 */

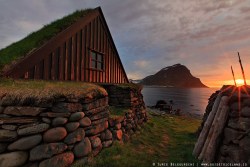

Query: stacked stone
left=217, top=92, right=250, bottom=164
left=0, top=96, right=110, bottom=167
left=102, top=84, right=145, bottom=108
left=108, top=107, right=147, bottom=142
left=103, top=84, right=147, bottom=142
left=196, top=86, right=250, bottom=165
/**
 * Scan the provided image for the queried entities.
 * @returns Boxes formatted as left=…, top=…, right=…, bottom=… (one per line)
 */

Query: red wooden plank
left=71, top=35, right=75, bottom=81
left=67, top=38, right=72, bottom=80
left=55, top=48, right=60, bottom=80
left=103, top=28, right=107, bottom=83
left=34, top=64, right=40, bottom=79
left=81, top=27, right=86, bottom=81
left=64, top=41, right=69, bottom=80
left=28, top=66, right=35, bottom=79
left=89, top=21, right=93, bottom=82
left=85, top=24, right=90, bottom=82
left=43, top=55, right=50, bottom=80
left=59, top=44, right=65, bottom=80
left=76, top=31, right=81, bottom=81
left=51, top=52, right=56, bottom=80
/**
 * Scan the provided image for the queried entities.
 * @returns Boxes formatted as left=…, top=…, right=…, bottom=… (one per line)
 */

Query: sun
left=235, top=79, right=245, bottom=86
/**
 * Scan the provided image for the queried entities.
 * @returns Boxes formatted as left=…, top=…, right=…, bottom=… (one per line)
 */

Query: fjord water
left=142, top=86, right=218, bottom=117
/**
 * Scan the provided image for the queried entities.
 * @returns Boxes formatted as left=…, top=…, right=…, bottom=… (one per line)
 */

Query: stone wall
left=0, top=82, right=147, bottom=167
left=102, top=84, right=145, bottom=108
left=194, top=86, right=250, bottom=165
left=102, top=84, right=147, bottom=141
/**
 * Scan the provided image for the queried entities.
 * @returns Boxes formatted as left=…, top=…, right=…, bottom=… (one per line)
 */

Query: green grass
left=0, top=8, right=93, bottom=71
left=74, top=110, right=201, bottom=167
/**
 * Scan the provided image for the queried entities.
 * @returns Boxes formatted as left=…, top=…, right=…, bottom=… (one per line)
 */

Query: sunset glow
left=220, top=79, right=250, bottom=87
left=235, top=79, right=245, bottom=86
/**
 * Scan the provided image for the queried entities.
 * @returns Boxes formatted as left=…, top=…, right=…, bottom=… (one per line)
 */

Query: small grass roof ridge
left=0, top=8, right=94, bottom=73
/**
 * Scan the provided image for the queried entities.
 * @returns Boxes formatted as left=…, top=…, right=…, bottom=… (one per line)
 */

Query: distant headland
left=140, top=64, right=208, bottom=88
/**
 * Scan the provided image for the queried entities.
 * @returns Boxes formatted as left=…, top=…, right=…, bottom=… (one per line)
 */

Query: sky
left=1, top=0, right=250, bottom=87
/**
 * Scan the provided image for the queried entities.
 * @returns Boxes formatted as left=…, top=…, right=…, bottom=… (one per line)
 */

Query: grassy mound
left=0, top=8, right=93, bottom=71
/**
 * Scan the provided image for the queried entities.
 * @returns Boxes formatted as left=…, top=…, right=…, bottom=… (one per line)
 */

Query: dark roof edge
left=95, top=7, right=129, bottom=83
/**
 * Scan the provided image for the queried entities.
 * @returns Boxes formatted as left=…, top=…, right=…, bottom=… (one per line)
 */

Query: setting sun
left=235, top=79, right=245, bottom=86
left=223, top=79, right=249, bottom=87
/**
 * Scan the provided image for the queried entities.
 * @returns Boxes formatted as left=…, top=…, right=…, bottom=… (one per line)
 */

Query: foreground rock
left=39, top=152, right=74, bottom=167
left=0, top=151, right=28, bottom=167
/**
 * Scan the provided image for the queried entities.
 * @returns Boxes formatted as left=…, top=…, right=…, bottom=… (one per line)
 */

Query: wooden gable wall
left=3, top=7, right=129, bottom=84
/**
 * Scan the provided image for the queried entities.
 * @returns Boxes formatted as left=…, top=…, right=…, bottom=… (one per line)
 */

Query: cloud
left=1, top=0, right=250, bottom=87
left=134, top=60, right=150, bottom=69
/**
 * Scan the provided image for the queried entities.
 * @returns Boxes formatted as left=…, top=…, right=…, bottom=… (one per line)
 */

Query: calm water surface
left=142, top=86, right=218, bottom=116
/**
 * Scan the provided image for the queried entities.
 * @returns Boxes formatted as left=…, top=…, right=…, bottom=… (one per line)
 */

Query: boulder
left=52, top=117, right=68, bottom=127
left=40, top=112, right=70, bottom=118
left=4, top=107, right=45, bottom=116
left=8, top=134, right=42, bottom=151
left=65, top=122, right=80, bottom=132
left=100, top=129, right=113, bottom=141
left=0, top=106, right=4, bottom=113
left=85, top=121, right=108, bottom=136
left=92, top=143, right=103, bottom=157
left=239, top=135, right=250, bottom=155
left=30, top=143, right=67, bottom=161
left=69, top=112, right=85, bottom=121
left=73, top=137, right=92, bottom=158
left=64, top=128, right=85, bottom=144
left=43, top=127, right=67, bottom=143
left=1, top=125, right=17, bottom=130
left=102, top=140, right=112, bottom=148
left=0, top=151, right=28, bottom=167
left=90, top=137, right=101, bottom=148
left=79, top=117, right=91, bottom=127
left=39, top=152, right=74, bottom=167
left=113, top=130, right=123, bottom=140
left=114, top=123, right=122, bottom=130
left=17, top=123, right=50, bottom=136
left=241, top=107, right=250, bottom=117
left=230, top=102, right=240, bottom=111
left=0, top=129, right=17, bottom=142
left=23, top=162, right=39, bottom=167
left=84, top=106, right=108, bottom=116
left=89, top=111, right=109, bottom=121
left=0, top=143, right=8, bottom=153
left=52, top=103, right=82, bottom=113
left=42, top=118, right=51, bottom=124
left=0, top=117, right=38, bottom=124
left=91, top=117, right=108, bottom=126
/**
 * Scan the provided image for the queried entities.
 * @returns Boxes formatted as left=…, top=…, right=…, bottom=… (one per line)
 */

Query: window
left=90, top=50, right=104, bottom=70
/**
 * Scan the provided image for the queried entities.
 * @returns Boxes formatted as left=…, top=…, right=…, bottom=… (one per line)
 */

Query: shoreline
left=146, top=106, right=203, bottom=119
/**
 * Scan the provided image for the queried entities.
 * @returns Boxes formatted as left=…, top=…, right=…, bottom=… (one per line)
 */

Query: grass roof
left=0, top=8, right=94, bottom=72
left=0, top=79, right=107, bottom=106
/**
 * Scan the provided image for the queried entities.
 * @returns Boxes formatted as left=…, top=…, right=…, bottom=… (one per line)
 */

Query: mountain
left=140, top=64, right=208, bottom=88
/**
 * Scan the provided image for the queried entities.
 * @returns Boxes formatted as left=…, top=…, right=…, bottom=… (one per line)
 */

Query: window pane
left=97, top=54, right=103, bottom=61
left=97, top=62, right=102, bottom=70
left=91, top=52, right=96, bottom=60
left=91, top=60, right=96, bottom=68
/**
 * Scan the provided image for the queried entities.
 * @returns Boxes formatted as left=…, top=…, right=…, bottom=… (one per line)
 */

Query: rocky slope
left=140, top=64, right=208, bottom=88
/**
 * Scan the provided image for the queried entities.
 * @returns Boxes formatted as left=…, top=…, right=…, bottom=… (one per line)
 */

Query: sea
left=141, top=86, right=218, bottom=117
